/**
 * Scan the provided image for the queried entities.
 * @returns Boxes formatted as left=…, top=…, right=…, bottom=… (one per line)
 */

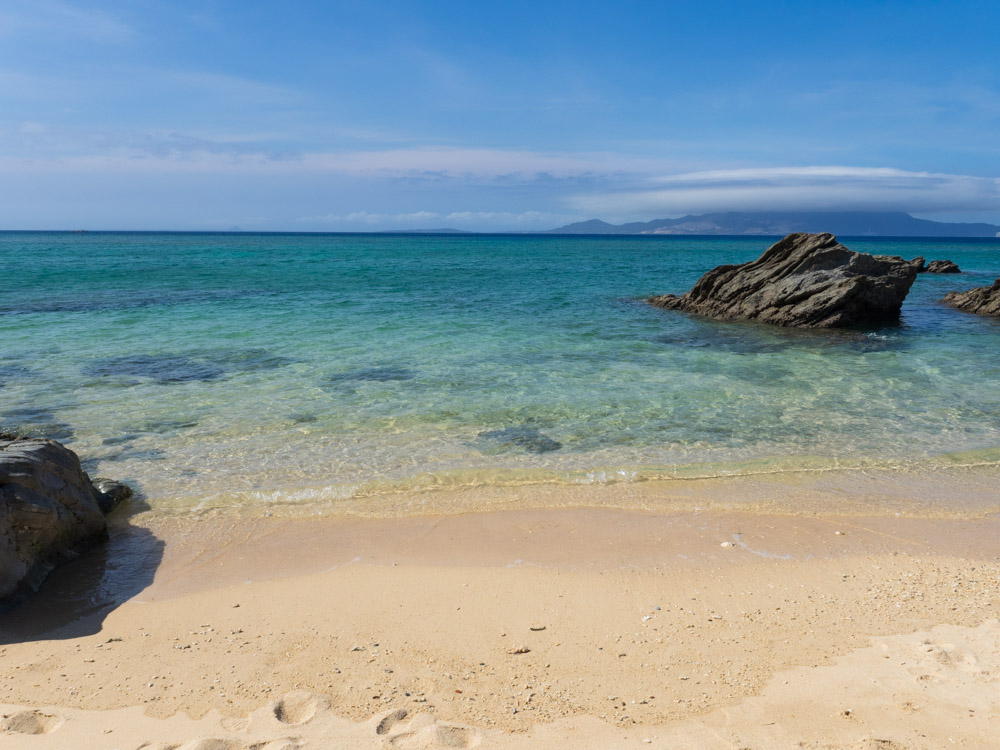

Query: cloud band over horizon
left=3, top=139, right=997, bottom=229
left=568, top=167, right=1000, bottom=224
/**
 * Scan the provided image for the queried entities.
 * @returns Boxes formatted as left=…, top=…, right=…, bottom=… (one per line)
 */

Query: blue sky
left=1, top=0, right=998, bottom=230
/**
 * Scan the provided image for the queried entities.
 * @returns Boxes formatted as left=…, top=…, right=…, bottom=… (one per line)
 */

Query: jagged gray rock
left=648, top=233, right=918, bottom=328
left=942, top=278, right=1000, bottom=317
left=925, top=259, right=960, bottom=274
left=1, top=435, right=132, bottom=609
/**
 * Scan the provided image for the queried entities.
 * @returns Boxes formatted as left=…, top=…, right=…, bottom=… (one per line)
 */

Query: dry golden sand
left=2, top=490, right=1000, bottom=748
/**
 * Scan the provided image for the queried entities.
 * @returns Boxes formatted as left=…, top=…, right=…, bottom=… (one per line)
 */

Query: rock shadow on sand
left=0, top=520, right=164, bottom=644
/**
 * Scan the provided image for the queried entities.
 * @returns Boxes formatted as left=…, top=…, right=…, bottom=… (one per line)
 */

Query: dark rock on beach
left=924, top=259, right=961, bottom=274
left=648, top=233, right=918, bottom=328
left=942, top=278, right=1000, bottom=317
left=1, top=435, right=133, bottom=609
left=908, top=256, right=926, bottom=273
left=90, top=477, right=135, bottom=514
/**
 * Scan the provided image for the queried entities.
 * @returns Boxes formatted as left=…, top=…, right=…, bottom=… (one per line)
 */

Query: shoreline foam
left=133, top=458, right=1000, bottom=519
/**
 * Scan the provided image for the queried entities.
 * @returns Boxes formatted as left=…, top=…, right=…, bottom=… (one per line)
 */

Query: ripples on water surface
left=2, top=231, right=999, bottom=513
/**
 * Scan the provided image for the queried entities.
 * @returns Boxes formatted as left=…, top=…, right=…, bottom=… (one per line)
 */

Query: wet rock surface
left=648, top=233, right=918, bottom=328
left=0, top=435, right=132, bottom=609
left=942, top=278, right=1000, bottom=317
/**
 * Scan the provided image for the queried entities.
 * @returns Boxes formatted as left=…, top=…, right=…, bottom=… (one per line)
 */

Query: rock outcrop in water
left=1, top=434, right=132, bottom=609
left=648, top=233, right=918, bottom=328
left=942, top=278, right=1000, bottom=317
left=909, top=257, right=961, bottom=274
left=925, top=259, right=961, bottom=274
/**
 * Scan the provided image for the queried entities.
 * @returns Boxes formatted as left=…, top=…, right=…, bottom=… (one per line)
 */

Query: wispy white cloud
left=303, top=210, right=441, bottom=225
left=304, top=147, right=652, bottom=178
left=0, top=141, right=678, bottom=181
left=157, top=70, right=303, bottom=106
left=298, top=209, right=567, bottom=229
left=569, top=166, right=1000, bottom=218
left=797, top=79, right=1000, bottom=123
left=0, top=0, right=134, bottom=42
left=442, top=210, right=554, bottom=224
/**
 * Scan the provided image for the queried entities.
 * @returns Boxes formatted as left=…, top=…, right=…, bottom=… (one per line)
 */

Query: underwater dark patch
left=102, top=434, right=139, bottom=446
left=477, top=426, right=563, bottom=454
left=82, top=355, right=224, bottom=384
left=326, top=366, right=416, bottom=384
left=654, top=331, right=788, bottom=355
left=101, top=447, right=167, bottom=463
left=0, top=364, right=34, bottom=387
left=655, top=322, right=909, bottom=355
left=1, top=406, right=74, bottom=442
left=116, top=448, right=166, bottom=462
left=212, top=348, right=296, bottom=372
left=0, top=288, right=259, bottom=316
left=142, top=419, right=198, bottom=433
left=843, top=335, right=903, bottom=353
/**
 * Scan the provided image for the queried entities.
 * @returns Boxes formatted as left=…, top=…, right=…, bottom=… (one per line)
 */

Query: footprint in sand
left=1, top=710, right=64, bottom=735
left=387, top=724, right=481, bottom=749
left=376, top=709, right=481, bottom=749
left=221, top=717, right=251, bottom=732
left=172, top=739, right=301, bottom=750
left=376, top=708, right=410, bottom=735
left=271, top=690, right=331, bottom=725
left=247, top=741, right=303, bottom=750
left=917, top=640, right=983, bottom=675
left=847, top=740, right=911, bottom=750
left=176, top=740, right=244, bottom=750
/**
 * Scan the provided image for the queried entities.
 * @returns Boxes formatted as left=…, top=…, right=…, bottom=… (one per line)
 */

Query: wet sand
left=2, top=499, right=1000, bottom=748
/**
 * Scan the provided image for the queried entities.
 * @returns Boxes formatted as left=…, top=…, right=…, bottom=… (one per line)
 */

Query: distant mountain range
left=545, top=211, right=1000, bottom=237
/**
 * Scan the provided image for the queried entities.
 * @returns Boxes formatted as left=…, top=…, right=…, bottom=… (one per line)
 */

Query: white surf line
left=731, top=533, right=795, bottom=560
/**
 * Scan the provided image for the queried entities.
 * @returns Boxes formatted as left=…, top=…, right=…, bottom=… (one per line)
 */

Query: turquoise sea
left=2, top=232, right=999, bottom=514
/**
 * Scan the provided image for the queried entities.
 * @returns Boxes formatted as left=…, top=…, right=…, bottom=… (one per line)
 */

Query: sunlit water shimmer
left=2, top=231, right=999, bottom=514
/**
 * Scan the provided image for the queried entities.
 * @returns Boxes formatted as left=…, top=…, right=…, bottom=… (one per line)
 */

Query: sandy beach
left=3, top=484, right=999, bottom=749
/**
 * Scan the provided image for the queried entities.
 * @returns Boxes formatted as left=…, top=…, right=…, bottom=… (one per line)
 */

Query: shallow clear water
left=2, top=231, right=999, bottom=512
